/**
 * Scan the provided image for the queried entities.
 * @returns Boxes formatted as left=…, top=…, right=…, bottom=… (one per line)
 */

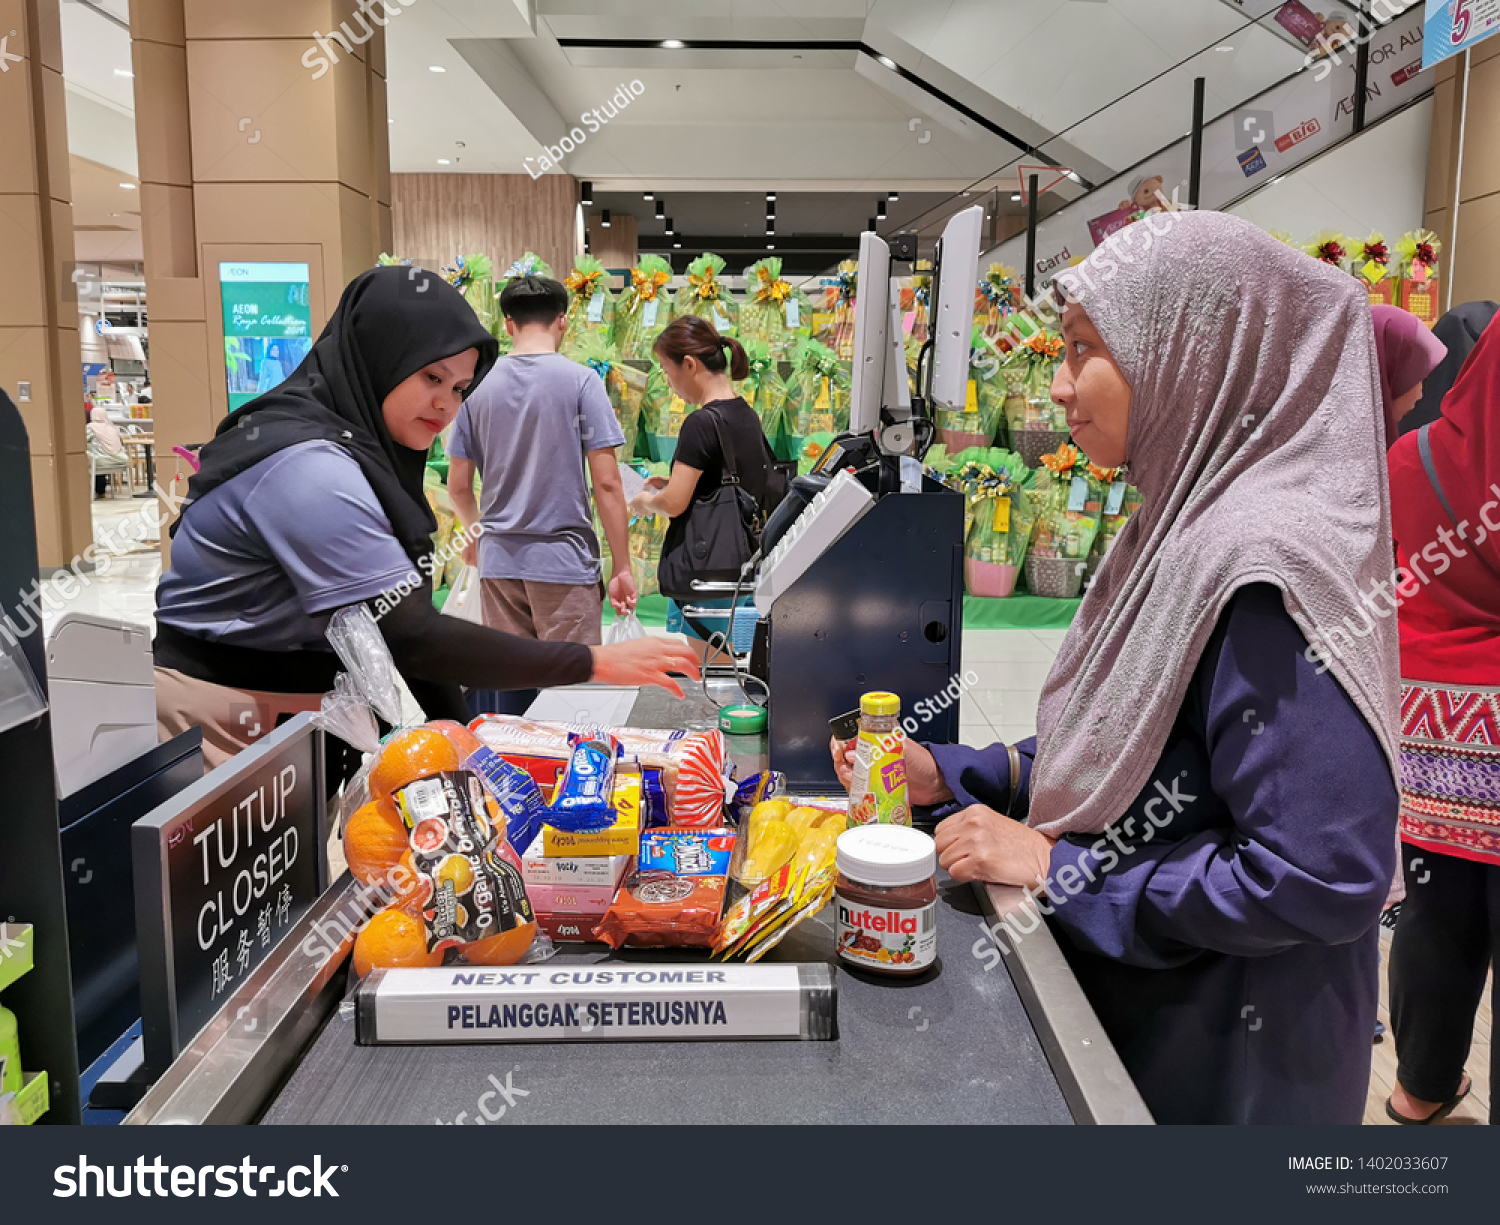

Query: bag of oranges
left=314, top=609, right=552, bottom=974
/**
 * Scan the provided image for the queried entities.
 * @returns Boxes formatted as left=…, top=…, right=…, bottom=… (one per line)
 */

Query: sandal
left=1385, top=1077, right=1471, bottom=1125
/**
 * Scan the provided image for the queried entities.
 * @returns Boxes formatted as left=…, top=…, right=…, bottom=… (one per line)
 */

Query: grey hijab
left=1031, top=210, right=1399, bottom=837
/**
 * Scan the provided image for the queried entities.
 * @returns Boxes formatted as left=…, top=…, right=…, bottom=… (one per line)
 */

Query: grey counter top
left=261, top=684, right=1074, bottom=1125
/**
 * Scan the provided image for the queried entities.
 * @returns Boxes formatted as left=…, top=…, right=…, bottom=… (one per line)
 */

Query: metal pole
left=1353, top=14, right=1370, bottom=133
left=1024, top=173, right=1039, bottom=300
left=1188, top=77, right=1205, bottom=209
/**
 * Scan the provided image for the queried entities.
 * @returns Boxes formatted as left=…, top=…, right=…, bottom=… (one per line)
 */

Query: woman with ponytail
left=632, top=316, right=782, bottom=654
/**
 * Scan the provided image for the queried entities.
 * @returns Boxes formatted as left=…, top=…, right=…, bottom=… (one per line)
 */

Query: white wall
left=1227, top=96, right=1431, bottom=242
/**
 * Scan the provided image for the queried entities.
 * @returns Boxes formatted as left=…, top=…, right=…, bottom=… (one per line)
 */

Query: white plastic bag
left=442, top=565, right=484, bottom=625
left=605, top=611, right=647, bottom=644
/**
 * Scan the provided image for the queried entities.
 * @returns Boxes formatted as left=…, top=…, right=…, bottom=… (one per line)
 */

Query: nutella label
left=834, top=899, right=936, bottom=970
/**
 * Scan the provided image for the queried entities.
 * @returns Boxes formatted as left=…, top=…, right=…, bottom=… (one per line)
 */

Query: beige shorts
left=480, top=577, right=604, bottom=645
left=155, top=665, right=322, bottom=771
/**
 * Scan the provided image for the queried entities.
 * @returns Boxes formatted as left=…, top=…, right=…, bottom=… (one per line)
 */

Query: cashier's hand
left=590, top=636, right=701, bottom=699
left=828, top=737, right=953, bottom=807
left=935, top=806, right=1056, bottom=888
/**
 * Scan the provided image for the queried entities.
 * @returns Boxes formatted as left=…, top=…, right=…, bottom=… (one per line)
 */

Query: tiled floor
left=64, top=493, right=1491, bottom=1124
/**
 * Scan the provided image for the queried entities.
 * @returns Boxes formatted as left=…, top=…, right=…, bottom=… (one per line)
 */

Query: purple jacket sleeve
left=1042, top=584, right=1398, bottom=969
left=926, top=738, right=1036, bottom=820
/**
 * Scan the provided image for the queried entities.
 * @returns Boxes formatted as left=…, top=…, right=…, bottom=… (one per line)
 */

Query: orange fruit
left=461, top=921, right=537, bottom=967
left=369, top=728, right=462, bottom=804
left=352, top=908, right=442, bottom=977
left=428, top=719, right=484, bottom=758
left=436, top=854, right=475, bottom=895
left=344, top=799, right=408, bottom=887
left=390, top=851, right=433, bottom=914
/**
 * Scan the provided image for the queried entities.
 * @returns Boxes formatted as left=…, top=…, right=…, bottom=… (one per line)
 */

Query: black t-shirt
left=662, top=396, right=778, bottom=567
left=669, top=396, right=776, bottom=512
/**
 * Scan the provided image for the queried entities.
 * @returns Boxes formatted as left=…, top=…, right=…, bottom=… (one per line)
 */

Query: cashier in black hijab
left=154, top=266, right=699, bottom=768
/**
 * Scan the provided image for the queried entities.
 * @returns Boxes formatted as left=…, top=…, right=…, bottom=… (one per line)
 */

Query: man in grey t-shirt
left=448, top=276, right=636, bottom=645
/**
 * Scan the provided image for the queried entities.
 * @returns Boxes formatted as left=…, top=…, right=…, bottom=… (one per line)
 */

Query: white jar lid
left=836, top=824, right=937, bottom=888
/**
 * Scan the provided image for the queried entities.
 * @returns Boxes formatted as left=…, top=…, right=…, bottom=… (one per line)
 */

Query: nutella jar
left=833, top=825, right=938, bottom=975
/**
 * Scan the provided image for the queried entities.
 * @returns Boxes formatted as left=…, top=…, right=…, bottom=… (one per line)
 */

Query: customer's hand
left=590, top=636, right=701, bottom=698
left=827, top=737, right=953, bottom=806
left=607, top=568, right=638, bottom=615
left=934, top=805, right=1056, bottom=887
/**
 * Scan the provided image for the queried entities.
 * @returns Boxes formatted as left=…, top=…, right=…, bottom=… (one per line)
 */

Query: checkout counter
left=123, top=686, right=1150, bottom=1127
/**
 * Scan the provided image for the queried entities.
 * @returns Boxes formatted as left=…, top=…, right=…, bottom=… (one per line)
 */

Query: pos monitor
left=847, top=204, right=984, bottom=459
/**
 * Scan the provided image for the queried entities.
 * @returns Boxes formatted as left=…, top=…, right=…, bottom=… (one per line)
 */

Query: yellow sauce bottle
left=848, top=692, right=911, bottom=827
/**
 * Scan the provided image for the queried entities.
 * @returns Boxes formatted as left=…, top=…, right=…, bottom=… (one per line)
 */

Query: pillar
left=130, top=0, right=393, bottom=547
left=0, top=0, right=91, bottom=571
left=1423, top=38, right=1500, bottom=311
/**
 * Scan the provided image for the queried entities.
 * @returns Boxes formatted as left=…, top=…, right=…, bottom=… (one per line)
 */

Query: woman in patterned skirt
left=1385, top=313, right=1500, bottom=1124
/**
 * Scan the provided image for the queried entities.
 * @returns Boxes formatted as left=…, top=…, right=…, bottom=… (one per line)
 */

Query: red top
left=1388, top=315, right=1500, bottom=685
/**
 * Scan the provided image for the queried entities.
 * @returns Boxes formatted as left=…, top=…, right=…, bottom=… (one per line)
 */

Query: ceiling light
left=114, top=68, right=134, bottom=78
left=868, top=217, right=877, bottom=231
left=889, top=191, right=899, bottom=201
left=766, top=225, right=774, bottom=235
left=673, top=241, right=682, bottom=248
left=1216, top=44, right=1235, bottom=52
left=655, top=201, right=665, bottom=217
left=643, top=191, right=653, bottom=200
left=581, top=181, right=593, bottom=205
left=120, top=182, right=137, bottom=189
left=877, top=201, right=887, bottom=219
left=766, top=192, right=776, bottom=202
left=661, top=39, right=685, bottom=49
left=1011, top=192, right=1022, bottom=202
left=388, top=118, right=395, bottom=124
left=429, top=65, right=447, bottom=73
left=602, top=210, right=611, bottom=228
left=437, top=159, right=450, bottom=165
left=665, top=217, right=674, bottom=232
left=767, top=243, right=775, bottom=249
left=1065, top=171, right=1082, bottom=183
left=877, top=55, right=896, bottom=69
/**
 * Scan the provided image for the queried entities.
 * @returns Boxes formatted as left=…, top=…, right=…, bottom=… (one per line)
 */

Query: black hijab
left=1399, top=300, right=1500, bottom=437
left=177, top=265, right=499, bottom=565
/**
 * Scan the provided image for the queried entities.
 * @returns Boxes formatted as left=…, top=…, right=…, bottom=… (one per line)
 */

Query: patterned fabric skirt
left=1398, top=680, right=1500, bottom=867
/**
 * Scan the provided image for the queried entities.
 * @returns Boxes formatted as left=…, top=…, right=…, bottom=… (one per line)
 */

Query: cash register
left=718, top=206, right=984, bottom=788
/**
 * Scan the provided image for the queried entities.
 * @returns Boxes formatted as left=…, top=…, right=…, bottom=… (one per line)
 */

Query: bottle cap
left=836, top=824, right=935, bottom=888
left=860, top=691, right=901, bottom=717
left=718, top=704, right=767, bottom=735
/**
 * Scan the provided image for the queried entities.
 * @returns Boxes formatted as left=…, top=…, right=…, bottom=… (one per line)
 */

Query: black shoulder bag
left=657, top=406, right=765, bottom=601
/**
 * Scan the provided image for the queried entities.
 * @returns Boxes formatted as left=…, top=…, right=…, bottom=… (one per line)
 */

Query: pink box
left=525, top=881, right=618, bottom=915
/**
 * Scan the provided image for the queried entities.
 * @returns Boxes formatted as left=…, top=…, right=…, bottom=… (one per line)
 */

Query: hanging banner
left=1424, top=0, right=1500, bottom=69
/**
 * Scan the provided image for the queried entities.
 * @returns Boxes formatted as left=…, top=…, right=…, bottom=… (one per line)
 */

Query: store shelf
left=0, top=924, right=34, bottom=994
left=4, top=1070, right=50, bottom=1125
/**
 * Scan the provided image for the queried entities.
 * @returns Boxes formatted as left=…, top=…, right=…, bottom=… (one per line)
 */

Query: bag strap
left=700, top=402, right=743, bottom=487
left=1005, top=743, right=1022, bottom=821
left=1417, top=423, right=1462, bottom=530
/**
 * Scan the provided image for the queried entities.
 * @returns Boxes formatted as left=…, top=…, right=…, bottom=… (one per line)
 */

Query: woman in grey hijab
left=839, top=211, right=1401, bottom=1123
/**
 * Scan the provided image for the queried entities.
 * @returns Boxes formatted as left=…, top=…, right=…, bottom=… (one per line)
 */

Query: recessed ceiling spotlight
left=1216, top=44, right=1235, bottom=52
left=1065, top=171, right=1081, bottom=183
left=437, top=159, right=450, bottom=165
left=877, top=201, right=887, bottom=219
left=767, top=243, right=775, bottom=249
left=889, top=190, right=899, bottom=201
left=429, top=65, right=447, bottom=73
left=1011, top=192, right=1022, bottom=201
left=643, top=190, right=654, bottom=200
left=877, top=55, right=896, bottom=69
left=661, top=39, right=685, bottom=49
left=114, top=68, right=134, bottom=78
left=388, top=118, right=395, bottom=124
left=673, top=241, right=682, bottom=248
left=766, top=192, right=776, bottom=202
left=602, top=210, right=611, bottom=228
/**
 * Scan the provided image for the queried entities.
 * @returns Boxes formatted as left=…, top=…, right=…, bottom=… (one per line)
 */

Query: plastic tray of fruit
left=0, top=924, right=34, bottom=995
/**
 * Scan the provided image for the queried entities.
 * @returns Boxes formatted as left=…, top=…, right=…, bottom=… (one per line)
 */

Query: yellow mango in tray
left=741, top=818, right=797, bottom=884
left=746, top=798, right=794, bottom=842
left=792, top=822, right=841, bottom=878
left=786, top=805, right=836, bottom=840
